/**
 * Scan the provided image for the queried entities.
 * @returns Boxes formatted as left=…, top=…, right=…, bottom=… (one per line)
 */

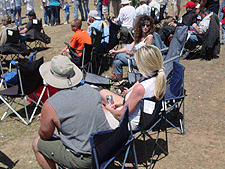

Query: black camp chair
left=0, top=27, right=30, bottom=61
left=0, top=57, right=46, bottom=125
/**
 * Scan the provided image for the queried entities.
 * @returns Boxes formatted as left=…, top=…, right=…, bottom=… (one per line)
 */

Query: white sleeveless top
left=124, top=76, right=156, bottom=130
left=133, top=34, right=153, bottom=50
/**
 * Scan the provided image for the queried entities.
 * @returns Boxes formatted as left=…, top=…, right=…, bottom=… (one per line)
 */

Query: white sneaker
left=43, top=24, right=48, bottom=27
left=64, top=21, right=68, bottom=25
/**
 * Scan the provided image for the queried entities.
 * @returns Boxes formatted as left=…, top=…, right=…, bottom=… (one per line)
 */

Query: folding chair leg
left=0, top=96, right=29, bottom=125
left=28, top=86, right=47, bottom=124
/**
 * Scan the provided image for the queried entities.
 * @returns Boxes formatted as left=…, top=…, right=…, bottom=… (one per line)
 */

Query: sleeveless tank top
left=124, top=76, right=156, bottom=130
left=133, top=34, right=153, bottom=50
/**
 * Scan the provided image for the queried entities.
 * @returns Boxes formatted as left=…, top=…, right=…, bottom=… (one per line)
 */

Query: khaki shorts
left=37, top=137, right=91, bottom=169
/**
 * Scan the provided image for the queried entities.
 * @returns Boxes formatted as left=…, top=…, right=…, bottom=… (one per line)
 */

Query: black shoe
left=81, top=18, right=87, bottom=21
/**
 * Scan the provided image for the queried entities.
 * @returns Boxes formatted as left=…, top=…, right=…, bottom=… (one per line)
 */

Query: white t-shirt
left=136, top=4, right=151, bottom=17
left=24, top=0, right=34, bottom=12
left=117, top=5, right=136, bottom=28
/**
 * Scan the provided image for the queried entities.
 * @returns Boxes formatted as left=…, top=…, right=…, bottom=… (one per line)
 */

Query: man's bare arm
left=38, top=102, right=60, bottom=140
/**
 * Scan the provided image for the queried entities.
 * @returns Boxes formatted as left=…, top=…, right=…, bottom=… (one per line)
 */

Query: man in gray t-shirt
left=32, top=55, right=110, bottom=169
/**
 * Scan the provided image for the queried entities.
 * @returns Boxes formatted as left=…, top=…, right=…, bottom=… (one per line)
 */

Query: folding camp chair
left=163, top=25, right=188, bottom=79
left=163, top=61, right=186, bottom=134
left=134, top=97, right=168, bottom=168
left=0, top=27, right=30, bottom=61
left=64, top=42, right=93, bottom=74
left=89, top=105, right=138, bottom=169
left=25, top=18, right=51, bottom=50
left=0, top=57, right=46, bottom=125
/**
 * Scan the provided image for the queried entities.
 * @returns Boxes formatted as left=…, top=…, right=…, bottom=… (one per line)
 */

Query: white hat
left=120, top=0, right=131, bottom=5
left=88, top=10, right=101, bottom=20
left=39, top=55, right=83, bottom=89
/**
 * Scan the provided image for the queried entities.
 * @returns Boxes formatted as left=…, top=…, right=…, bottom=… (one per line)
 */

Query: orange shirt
left=69, top=29, right=92, bottom=57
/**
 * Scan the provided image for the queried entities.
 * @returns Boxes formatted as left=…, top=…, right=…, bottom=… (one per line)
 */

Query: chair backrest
left=169, top=60, right=185, bottom=97
left=89, top=106, right=131, bottom=168
left=6, top=27, right=20, bottom=44
left=17, top=57, right=44, bottom=95
left=163, top=25, right=188, bottom=78
left=106, top=20, right=120, bottom=51
left=91, top=26, right=103, bottom=55
left=32, top=18, right=42, bottom=32
left=81, top=43, right=93, bottom=66
left=139, top=97, right=162, bottom=132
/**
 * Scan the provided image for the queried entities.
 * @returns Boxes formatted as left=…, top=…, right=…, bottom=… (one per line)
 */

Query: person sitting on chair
left=19, top=11, right=39, bottom=34
left=100, top=45, right=166, bottom=130
left=61, top=19, right=92, bottom=66
left=157, top=1, right=196, bottom=46
left=188, top=7, right=213, bottom=44
left=0, top=15, right=17, bottom=46
left=109, top=15, right=154, bottom=79
left=87, top=10, right=109, bottom=44
left=32, top=55, right=111, bottom=169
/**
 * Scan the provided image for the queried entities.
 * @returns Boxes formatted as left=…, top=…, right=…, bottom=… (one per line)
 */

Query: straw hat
left=120, top=0, right=131, bottom=5
left=39, top=55, right=83, bottom=89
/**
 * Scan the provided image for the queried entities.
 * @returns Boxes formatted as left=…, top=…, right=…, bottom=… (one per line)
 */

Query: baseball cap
left=26, top=11, right=36, bottom=17
left=183, top=1, right=196, bottom=8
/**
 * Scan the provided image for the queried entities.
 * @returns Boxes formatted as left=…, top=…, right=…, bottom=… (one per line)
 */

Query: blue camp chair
left=163, top=60, right=186, bottom=134
left=134, top=97, right=168, bottom=168
left=89, top=105, right=138, bottom=169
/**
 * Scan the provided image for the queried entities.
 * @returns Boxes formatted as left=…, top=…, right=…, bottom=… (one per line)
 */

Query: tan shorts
left=37, top=137, right=91, bottom=168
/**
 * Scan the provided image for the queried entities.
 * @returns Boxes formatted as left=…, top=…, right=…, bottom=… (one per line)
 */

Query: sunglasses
left=141, top=24, right=150, bottom=27
left=71, top=24, right=76, bottom=27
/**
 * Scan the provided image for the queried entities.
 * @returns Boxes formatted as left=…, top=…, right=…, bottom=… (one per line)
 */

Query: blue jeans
left=50, top=5, right=60, bottom=25
left=219, top=0, right=225, bottom=21
left=221, top=24, right=225, bottom=43
left=96, top=0, right=102, bottom=20
left=44, top=6, right=51, bottom=24
left=82, top=0, right=89, bottom=19
left=13, top=6, right=22, bottom=26
left=113, top=53, right=137, bottom=75
left=188, top=31, right=203, bottom=45
left=74, top=0, right=84, bottom=19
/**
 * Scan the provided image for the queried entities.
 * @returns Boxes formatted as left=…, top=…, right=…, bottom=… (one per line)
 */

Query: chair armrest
left=125, top=56, right=134, bottom=60
left=160, top=47, right=169, bottom=53
left=64, top=42, right=83, bottom=51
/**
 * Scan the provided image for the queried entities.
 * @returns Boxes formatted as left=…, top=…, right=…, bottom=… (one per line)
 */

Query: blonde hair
left=134, top=45, right=166, bottom=100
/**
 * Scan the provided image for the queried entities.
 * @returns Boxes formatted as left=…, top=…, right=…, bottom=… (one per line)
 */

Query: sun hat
left=26, top=10, right=36, bottom=17
left=120, top=0, right=131, bottom=5
left=39, top=55, right=83, bottom=89
left=183, top=1, right=196, bottom=8
left=88, top=10, right=101, bottom=20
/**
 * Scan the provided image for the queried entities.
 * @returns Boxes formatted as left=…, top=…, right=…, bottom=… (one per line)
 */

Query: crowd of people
left=0, top=0, right=224, bottom=168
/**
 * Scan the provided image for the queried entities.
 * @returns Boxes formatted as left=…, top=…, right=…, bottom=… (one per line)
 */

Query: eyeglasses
left=71, top=24, right=76, bottom=27
left=141, top=24, right=150, bottom=27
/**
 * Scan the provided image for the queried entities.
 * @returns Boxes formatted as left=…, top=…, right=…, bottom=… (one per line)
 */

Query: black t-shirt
left=25, top=20, right=33, bottom=31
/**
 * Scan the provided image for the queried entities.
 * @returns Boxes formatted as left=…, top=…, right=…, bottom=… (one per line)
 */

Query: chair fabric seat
left=0, top=85, right=22, bottom=97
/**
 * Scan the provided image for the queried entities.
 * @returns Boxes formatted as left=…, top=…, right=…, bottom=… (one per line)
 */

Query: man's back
left=70, top=29, right=92, bottom=56
left=47, top=84, right=111, bottom=155
left=118, top=5, right=136, bottom=27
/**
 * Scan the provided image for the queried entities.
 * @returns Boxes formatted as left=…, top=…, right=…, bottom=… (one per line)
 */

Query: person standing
left=63, top=1, right=70, bottom=24
left=82, top=0, right=89, bottom=20
left=24, top=0, right=34, bottom=14
left=12, top=0, right=22, bottom=26
left=42, top=0, right=51, bottom=26
left=5, top=0, right=13, bottom=17
left=74, top=0, right=85, bottom=20
left=50, top=0, right=63, bottom=26
left=220, top=5, right=225, bottom=44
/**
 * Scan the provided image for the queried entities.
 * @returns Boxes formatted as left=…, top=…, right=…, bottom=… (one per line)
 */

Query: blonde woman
left=100, top=45, right=166, bottom=130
